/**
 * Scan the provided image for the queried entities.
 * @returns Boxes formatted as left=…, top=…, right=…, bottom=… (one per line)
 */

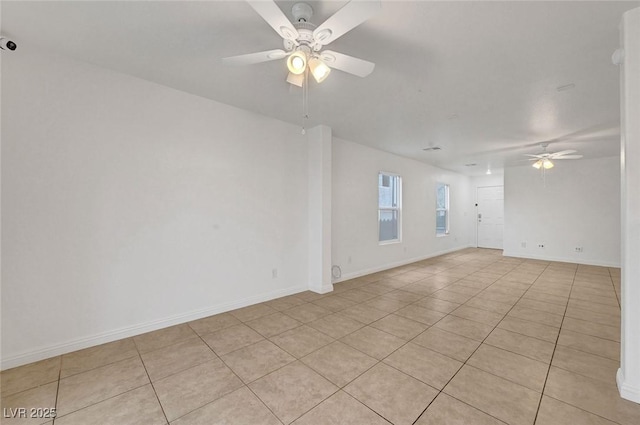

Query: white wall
left=471, top=174, right=504, bottom=192
left=504, top=156, right=620, bottom=266
left=1, top=49, right=309, bottom=368
left=332, top=137, right=473, bottom=280
left=307, top=125, right=333, bottom=294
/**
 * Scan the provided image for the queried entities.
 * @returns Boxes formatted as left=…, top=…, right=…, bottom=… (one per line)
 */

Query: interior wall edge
left=0, top=283, right=307, bottom=371
left=617, top=368, right=640, bottom=404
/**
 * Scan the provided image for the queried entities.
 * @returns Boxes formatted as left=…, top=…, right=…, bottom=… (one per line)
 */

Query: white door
left=477, top=186, right=504, bottom=249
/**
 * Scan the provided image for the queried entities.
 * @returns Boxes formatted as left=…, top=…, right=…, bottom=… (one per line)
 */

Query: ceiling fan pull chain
left=302, top=66, right=310, bottom=134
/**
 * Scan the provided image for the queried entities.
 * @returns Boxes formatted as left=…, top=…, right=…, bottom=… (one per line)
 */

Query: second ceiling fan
left=223, top=0, right=380, bottom=86
left=525, top=143, right=583, bottom=169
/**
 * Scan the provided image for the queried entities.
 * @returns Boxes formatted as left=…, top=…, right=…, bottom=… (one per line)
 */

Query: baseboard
left=332, top=245, right=475, bottom=284
left=1, top=284, right=307, bottom=371
left=309, top=283, right=334, bottom=294
left=502, top=251, right=621, bottom=268
left=617, top=368, right=640, bottom=404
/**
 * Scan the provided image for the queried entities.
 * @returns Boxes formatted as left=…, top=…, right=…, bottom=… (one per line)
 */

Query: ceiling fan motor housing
left=284, top=25, right=318, bottom=51
left=292, top=3, right=313, bottom=23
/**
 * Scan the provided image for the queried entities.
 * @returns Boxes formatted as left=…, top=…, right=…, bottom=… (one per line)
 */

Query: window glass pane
left=436, top=184, right=447, bottom=209
left=379, top=174, right=398, bottom=208
left=379, top=172, right=401, bottom=242
left=436, top=183, right=449, bottom=235
left=379, top=210, right=399, bottom=241
left=436, top=210, right=448, bottom=235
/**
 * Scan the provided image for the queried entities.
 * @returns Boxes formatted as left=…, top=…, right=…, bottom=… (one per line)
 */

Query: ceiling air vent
left=423, top=146, right=442, bottom=152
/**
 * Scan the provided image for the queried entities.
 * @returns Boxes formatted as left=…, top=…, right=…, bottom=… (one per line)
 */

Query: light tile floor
left=2, top=248, right=638, bottom=424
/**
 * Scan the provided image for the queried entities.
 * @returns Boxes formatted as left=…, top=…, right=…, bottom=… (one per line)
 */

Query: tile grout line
left=408, top=255, right=528, bottom=424
left=52, top=382, right=153, bottom=423
left=541, top=392, right=625, bottom=425
left=427, top=266, right=623, bottom=421
left=135, top=338, right=171, bottom=425
left=451, top=265, right=559, bottom=418
left=238, top=313, right=394, bottom=425
left=51, top=351, right=141, bottom=382
left=231, top=253, right=508, bottom=424
left=189, top=331, right=287, bottom=425
left=533, top=269, right=623, bottom=425
left=608, top=268, right=622, bottom=308
left=531, top=263, right=577, bottom=425
left=137, top=327, right=280, bottom=424
left=51, top=357, right=62, bottom=425
left=48, top=355, right=152, bottom=422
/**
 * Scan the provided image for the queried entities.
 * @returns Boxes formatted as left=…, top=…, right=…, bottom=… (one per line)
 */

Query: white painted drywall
left=471, top=174, right=504, bottom=191
left=617, top=6, right=640, bottom=404
left=1, top=49, right=309, bottom=368
left=332, top=137, right=473, bottom=280
left=504, top=156, right=620, bottom=266
left=307, top=125, right=333, bottom=294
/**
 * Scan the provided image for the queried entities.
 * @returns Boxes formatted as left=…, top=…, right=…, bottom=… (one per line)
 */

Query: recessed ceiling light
left=556, top=83, right=576, bottom=92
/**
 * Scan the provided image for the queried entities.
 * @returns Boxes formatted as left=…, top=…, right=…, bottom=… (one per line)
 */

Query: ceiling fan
left=223, top=0, right=380, bottom=86
left=524, top=143, right=583, bottom=169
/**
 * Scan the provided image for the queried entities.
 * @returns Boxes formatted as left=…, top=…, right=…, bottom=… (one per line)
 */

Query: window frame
left=436, top=182, right=450, bottom=237
left=378, top=172, right=402, bottom=245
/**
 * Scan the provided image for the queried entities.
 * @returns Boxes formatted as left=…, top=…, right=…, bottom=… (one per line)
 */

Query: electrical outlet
left=521, top=242, right=527, bottom=248
left=538, top=244, right=545, bottom=248
left=575, top=247, right=583, bottom=253
left=272, top=268, right=278, bottom=278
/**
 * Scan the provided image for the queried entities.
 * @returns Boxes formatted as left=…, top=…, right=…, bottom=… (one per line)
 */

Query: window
left=378, top=172, right=401, bottom=243
left=436, top=182, right=449, bottom=236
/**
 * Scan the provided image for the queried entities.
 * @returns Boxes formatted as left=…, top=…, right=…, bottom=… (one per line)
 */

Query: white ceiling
left=3, top=1, right=637, bottom=175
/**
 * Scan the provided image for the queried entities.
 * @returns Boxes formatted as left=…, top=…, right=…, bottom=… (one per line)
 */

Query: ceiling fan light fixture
left=309, top=57, right=331, bottom=83
left=543, top=158, right=554, bottom=169
left=287, top=50, right=307, bottom=75
left=286, top=72, right=304, bottom=87
left=532, top=160, right=543, bottom=169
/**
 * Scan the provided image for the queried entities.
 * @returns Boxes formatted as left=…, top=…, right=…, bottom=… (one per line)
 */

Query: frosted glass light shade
left=309, top=58, right=331, bottom=83
left=287, top=51, right=307, bottom=75
left=286, top=72, right=304, bottom=87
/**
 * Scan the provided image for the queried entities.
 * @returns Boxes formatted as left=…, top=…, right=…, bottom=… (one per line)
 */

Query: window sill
left=379, top=239, right=401, bottom=246
left=436, top=233, right=449, bottom=238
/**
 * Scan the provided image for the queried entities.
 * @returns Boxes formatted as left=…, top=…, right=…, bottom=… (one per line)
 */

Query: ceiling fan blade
left=523, top=154, right=544, bottom=158
left=222, top=49, right=287, bottom=66
left=554, top=155, right=584, bottom=159
left=313, top=0, right=381, bottom=45
left=247, top=0, right=299, bottom=42
left=549, top=150, right=577, bottom=157
left=319, top=50, right=375, bottom=77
